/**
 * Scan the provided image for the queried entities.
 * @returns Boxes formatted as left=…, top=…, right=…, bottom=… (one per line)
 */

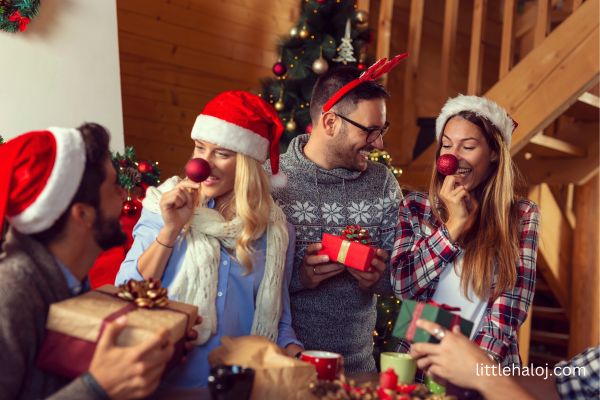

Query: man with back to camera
left=0, top=123, right=192, bottom=399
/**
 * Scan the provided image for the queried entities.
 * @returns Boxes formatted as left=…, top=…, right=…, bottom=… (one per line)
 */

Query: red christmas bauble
left=437, top=154, right=459, bottom=176
left=138, top=161, right=153, bottom=174
left=272, top=62, right=287, bottom=77
left=122, top=200, right=140, bottom=217
left=306, top=123, right=313, bottom=134
left=119, top=159, right=128, bottom=167
left=316, top=0, right=327, bottom=3
left=185, top=158, right=211, bottom=183
left=357, top=63, right=366, bottom=71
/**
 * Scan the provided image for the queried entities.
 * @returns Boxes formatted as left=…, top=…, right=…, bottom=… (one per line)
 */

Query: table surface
left=151, top=372, right=378, bottom=400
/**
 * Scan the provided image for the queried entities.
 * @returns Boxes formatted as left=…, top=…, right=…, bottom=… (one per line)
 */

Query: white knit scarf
left=143, top=176, right=288, bottom=345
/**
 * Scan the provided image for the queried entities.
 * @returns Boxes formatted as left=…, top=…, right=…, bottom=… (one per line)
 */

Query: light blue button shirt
left=55, top=257, right=84, bottom=296
left=115, top=200, right=302, bottom=388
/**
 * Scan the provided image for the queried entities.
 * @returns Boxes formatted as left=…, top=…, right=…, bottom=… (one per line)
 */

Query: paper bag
left=209, top=336, right=317, bottom=400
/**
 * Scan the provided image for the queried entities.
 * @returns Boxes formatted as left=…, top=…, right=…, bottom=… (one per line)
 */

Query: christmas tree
left=260, top=0, right=371, bottom=149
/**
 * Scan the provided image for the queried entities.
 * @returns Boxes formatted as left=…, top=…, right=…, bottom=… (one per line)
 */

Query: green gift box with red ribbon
left=392, top=299, right=474, bottom=343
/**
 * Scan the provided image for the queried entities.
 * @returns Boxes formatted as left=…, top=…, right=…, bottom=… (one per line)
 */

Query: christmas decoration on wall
left=332, top=19, right=357, bottom=64
left=369, top=149, right=402, bottom=178
left=260, top=0, right=372, bottom=149
left=0, top=0, right=40, bottom=33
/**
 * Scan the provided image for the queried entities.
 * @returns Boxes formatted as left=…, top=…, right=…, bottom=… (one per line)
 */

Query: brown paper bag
left=208, top=336, right=317, bottom=400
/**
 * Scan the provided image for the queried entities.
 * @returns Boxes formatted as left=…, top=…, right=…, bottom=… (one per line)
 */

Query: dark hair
left=309, top=66, right=389, bottom=123
left=31, top=123, right=110, bottom=244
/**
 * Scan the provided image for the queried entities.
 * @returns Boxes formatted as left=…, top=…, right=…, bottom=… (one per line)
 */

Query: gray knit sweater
left=268, top=134, right=402, bottom=372
left=0, top=230, right=100, bottom=400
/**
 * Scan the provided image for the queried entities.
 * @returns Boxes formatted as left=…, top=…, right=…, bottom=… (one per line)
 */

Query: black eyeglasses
left=333, top=112, right=390, bottom=144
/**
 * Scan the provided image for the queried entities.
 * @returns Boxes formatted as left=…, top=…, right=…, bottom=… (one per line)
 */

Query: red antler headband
left=321, top=53, right=409, bottom=113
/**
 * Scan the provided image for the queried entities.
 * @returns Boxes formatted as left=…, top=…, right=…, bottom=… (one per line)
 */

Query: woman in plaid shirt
left=391, top=95, right=539, bottom=367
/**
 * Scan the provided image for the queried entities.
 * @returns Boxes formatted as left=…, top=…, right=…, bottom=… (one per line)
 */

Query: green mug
left=380, top=352, right=417, bottom=384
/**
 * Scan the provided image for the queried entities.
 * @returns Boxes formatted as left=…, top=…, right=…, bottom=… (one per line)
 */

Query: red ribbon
left=8, top=11, right=31, bottom=32
left=427, top=300, right=461, bottom=312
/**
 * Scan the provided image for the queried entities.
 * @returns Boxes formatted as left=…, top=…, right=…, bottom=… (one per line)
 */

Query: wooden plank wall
left=117, top=0, right=298, bottom=178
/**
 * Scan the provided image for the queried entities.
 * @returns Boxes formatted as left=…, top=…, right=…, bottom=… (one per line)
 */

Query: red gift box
left=318, top=233, right=375, bottom=272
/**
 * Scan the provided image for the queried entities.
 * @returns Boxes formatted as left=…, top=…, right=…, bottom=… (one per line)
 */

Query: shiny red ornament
left=185, top=158, right=211, bottom=183
left=436, top=154, right=459, bottom=176
left=272, top=62, right=287, bottom=77
left=306, top=123, right=313, bottom=134
left=138, top=161, right=153, bottom=174
left=119, top=159, right=129, bottom=167
left=316, top=0, right=327, bottom=3
left=357, top=63, right=366, bottom=71
left=122, top=200, right=140, bottom=217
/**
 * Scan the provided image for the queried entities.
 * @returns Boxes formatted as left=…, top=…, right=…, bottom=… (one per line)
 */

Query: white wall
left=0, top=0, right=124, bottom=151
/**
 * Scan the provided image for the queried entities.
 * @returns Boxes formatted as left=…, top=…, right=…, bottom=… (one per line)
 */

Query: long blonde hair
left=428, top=111, right=525, bottom=301
left=228, top=153, right=273, bottom=273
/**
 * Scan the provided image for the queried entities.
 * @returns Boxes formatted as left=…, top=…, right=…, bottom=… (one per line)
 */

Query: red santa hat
left=436, top=95, right=517, bottom=146
left=0, top=128, right=86, bottom=234
left=191, top=90, right=287, bottom=187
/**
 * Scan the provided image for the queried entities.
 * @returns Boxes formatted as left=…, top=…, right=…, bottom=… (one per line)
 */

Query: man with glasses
left=267, top=65, right=402, bottom=373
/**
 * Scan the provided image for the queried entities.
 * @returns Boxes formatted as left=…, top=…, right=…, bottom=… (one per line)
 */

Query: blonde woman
left=116, top=91, right=303, bottom=388
left=391, top=95, right=539, bottom=367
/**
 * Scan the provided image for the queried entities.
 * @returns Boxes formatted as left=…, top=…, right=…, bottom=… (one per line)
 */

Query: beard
left=330, top=127, right=372, bottom=171
left=93, top=210, right=127, bottom=250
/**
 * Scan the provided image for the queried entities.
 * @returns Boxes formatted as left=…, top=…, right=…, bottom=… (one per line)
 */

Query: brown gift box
left=37, top=284, right=198, bottom=378
left=209, top=336, right=317, bottom=400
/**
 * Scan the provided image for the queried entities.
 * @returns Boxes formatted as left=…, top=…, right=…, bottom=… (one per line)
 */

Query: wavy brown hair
left=428, top=111, right=526, bottom=301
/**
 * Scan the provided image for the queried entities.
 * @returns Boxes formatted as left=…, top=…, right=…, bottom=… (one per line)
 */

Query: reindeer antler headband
left=321, top=53, right=409, bottom=113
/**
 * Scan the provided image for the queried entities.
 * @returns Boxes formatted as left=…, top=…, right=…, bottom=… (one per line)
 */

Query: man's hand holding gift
left=300, top=243, right=345, bottom=289
left=346, top=248, right=388, bottom=290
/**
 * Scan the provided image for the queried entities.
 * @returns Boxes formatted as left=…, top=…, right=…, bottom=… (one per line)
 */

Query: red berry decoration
left=436, top=154, right=459, bottom=176
left=272, top=62, right=287, bottom=77
left=185, top=158, right=211, bottom=183
left=138, top=161, right=153, bottom=174
left=122, top=199, right=140, bottom=217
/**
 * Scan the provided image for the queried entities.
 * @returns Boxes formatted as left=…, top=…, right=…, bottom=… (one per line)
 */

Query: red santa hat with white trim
left=191, top=90, right=287, bottom=187
left=0, top=128, right=86, bottom=234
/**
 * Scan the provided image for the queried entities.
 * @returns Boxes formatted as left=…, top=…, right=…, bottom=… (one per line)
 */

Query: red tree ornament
left=436, top=154, right=459, bottom=176
left=122, top=199, right=140, bottom=217
left=316, top=0, right=327, bottom=3
left=306, top=123, right=313, bottom=134
left=272, top=61, right=287, bottom=77
left=185, top=158, right=211, bottom=183
left=357, top=63, right=366, bottom=71
left=137, top=160, right=154, bottom=174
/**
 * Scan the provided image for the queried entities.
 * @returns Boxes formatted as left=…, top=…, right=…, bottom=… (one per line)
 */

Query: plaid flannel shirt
left=555, top=346, right=599, bottom=399
left=390, top=192, right=539, bottom=366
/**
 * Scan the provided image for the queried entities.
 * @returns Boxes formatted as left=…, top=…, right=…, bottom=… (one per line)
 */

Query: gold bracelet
left=155, top=237, right=174, bottom=249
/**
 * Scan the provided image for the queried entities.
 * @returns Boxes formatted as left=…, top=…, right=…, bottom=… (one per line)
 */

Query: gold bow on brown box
left=117, top=278, right=169, bottom=309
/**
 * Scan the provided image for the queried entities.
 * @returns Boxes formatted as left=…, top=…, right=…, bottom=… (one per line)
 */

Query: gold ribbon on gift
left=336, top=240, right=351, bottom=264
left=116, top=278, right=169, bottom=309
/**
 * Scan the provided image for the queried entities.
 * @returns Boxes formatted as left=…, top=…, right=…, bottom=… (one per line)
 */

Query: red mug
left=299, top=350, right=342, bottom=381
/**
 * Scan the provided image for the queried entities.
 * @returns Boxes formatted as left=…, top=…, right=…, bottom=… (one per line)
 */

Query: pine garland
left=0, top=0, right=40, bottom=32
left=112, top=147, right=160, bottom=195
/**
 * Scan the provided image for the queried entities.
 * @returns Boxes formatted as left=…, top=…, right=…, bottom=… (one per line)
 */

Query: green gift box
left=392, top=299, right=474, bottom=343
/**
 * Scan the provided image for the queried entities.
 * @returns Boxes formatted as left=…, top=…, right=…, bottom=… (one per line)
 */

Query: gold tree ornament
left=286, top=119, right=297, bottom=132
left=355, top=10, right=369, bottom=27
left=312, top=47, right=329, bottom=75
